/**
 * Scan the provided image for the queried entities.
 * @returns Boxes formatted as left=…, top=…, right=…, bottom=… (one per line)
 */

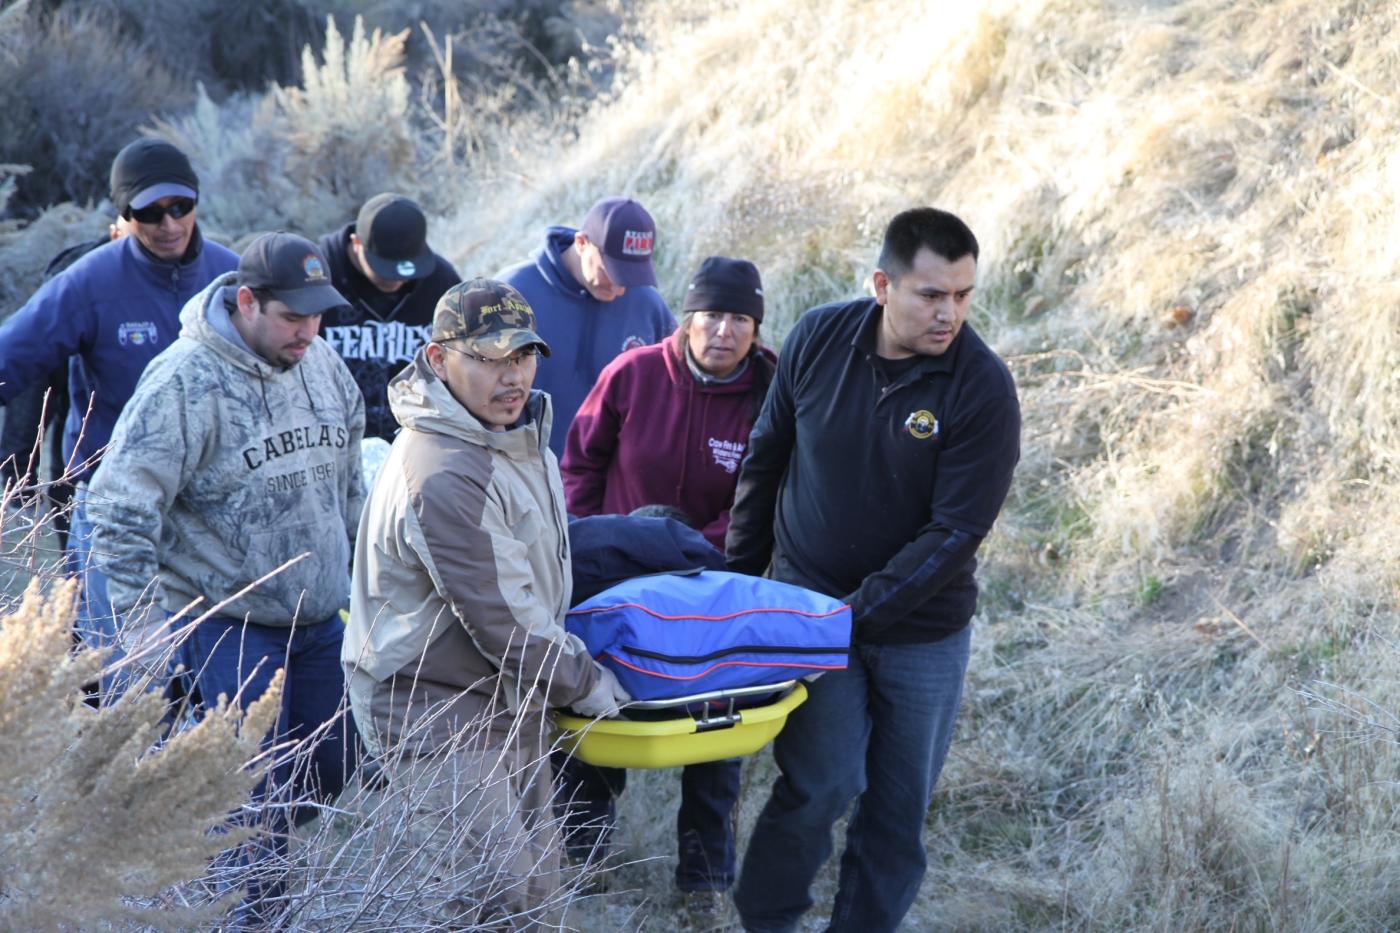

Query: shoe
left=682, top=889, right=732, bottom=931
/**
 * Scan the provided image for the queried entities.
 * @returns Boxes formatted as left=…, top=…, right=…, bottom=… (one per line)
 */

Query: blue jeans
left=68, top=484, right=121, bottom=699
left=555, top=754, right=742, bottom=891
left=734, top=628, right=972, bottom=933
left=175, top=614, right=359, bottom=916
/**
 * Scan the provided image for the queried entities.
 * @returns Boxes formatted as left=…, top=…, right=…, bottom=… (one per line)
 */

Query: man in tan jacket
left=343, top=278, right=628, bottom=927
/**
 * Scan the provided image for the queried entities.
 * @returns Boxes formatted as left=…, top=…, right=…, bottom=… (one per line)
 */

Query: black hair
left=876, top=208, right=979, bottom=281
left=247, top=287, right=277, bottom=311
left=629, top=504, right=696, bottom=527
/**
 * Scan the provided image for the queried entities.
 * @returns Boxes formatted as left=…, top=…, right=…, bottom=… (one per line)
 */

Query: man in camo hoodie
left=90, top=232, right=365, bottom=923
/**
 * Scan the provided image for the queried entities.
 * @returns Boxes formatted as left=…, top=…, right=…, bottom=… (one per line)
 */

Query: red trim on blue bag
left=601, top=652, right=847, bottom=681
left=571, top=602, right=850, bottom=622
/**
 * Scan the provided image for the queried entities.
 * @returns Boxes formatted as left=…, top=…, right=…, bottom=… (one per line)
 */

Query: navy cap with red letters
left=579, top=197, right=658, bottom=288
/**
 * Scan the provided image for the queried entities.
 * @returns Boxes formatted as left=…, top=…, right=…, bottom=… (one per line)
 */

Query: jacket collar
left=389, top=350, right=554, bottom=459
left=125, top=223, right=207, bottom=282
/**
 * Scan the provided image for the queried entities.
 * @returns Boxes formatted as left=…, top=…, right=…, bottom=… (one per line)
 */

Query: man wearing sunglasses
left=343, top=278, right=629, bottom=927
left=0, top=137, right=237, bottom=698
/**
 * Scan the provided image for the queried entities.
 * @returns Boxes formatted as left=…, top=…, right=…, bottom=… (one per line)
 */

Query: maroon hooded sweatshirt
left=561, top=336, right=776, bottom=551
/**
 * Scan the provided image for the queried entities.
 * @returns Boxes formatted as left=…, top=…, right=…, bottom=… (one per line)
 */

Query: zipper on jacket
left=619, top=643, right=846, bottom=665
left=536, top=413, right=570, bottom=593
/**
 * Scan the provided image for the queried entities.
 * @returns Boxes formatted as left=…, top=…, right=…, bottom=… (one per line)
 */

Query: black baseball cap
left=356, top=193, right=436, bottom=282
left=239, top=232, right=349, bottom=317
left=579, top=196, right=658, bottom=288
left=110, top=138, right=199, bottom=215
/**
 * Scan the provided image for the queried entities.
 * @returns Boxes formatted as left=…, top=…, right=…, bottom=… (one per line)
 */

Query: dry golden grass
left=435, top=0, right=1400, bottom=928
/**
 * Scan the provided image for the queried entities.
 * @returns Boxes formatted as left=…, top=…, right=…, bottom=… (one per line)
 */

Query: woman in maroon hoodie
left=560, top=256, right=775, bottom=915
left=563, top=256, right=775, bottom=549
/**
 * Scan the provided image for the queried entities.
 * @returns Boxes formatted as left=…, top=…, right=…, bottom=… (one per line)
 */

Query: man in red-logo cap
left=495, top=195, right=675, bottom=458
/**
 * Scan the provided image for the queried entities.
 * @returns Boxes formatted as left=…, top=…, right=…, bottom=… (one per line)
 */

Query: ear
left=349, top=233, right=362, bottom=250
left=872, top=269, right=892, bottom=306
left=235, top=285, right=259, bottom=320
left=573, top=231, right=589, bottom=250
left=425, top=342, right=449, bottom=381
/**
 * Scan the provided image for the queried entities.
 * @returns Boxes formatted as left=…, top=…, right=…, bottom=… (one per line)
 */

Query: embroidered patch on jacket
left=903, top=409, right=939, bottom=440
left=620, top=334, right=647, bottom=352
left=709, top=437, right=745, bottom=473
left=117, top=321, right=159, bottom=347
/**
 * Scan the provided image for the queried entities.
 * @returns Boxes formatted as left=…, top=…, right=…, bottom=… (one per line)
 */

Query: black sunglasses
left=127, top=198, right=196, bottom=225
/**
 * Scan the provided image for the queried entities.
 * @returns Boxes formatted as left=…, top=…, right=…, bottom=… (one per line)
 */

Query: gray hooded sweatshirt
left=91, top=272, right=365, bottom=626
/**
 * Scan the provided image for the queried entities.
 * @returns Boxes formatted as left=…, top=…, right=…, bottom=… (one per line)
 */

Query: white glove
left=569, top=664, right=632, bottom=719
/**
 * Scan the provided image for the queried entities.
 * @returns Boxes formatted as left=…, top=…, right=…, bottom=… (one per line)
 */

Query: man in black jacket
left=318, top=193, right=461, bottom=441
left=727, top=208, right=1021, bottom=933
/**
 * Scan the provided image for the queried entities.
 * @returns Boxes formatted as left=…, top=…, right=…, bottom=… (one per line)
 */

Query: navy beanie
left=682, top=256, right=765, bottom=323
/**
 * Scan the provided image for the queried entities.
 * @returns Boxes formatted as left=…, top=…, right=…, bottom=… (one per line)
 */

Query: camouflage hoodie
left=343, top=351, right=602, bottom=748
left=90, top=273, right=365, bottom=626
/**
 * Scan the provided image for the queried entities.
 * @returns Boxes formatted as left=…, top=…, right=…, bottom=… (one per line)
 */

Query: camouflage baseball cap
left=432, top=278, right=552, bottom=357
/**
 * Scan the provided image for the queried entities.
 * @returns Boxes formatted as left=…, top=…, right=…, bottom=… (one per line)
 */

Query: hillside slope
left=457, top=0, right=1400, bottom=928
left=4, top=0, right=1399, bottom=927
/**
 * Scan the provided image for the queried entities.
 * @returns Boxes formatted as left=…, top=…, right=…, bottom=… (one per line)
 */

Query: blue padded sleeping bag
left=565, top=570, right=852, bottom=701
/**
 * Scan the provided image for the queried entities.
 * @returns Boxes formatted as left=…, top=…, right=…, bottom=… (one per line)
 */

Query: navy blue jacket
left=568, top=513, right=726, bottom=606
left=726, top=298, right=1020, bottom=643
left=0, top=230, right=238, bottom=481
left=495, top=226, right=674, bottom=457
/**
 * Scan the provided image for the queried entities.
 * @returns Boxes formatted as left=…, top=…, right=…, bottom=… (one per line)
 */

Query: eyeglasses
left=438, top=343, right=540, bottom=370
left=128, top=198, right=196, bottom=225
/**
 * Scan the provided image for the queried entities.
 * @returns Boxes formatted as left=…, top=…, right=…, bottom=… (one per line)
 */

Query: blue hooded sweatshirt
left=495, top=226, right=674, bottom=457
left=0, top=229, right=238, bottom=482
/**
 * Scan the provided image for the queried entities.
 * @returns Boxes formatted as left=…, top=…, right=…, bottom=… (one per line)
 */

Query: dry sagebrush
left=0, top=577, right=282, bottom=930
left=155, top=16, right=420, bottom=240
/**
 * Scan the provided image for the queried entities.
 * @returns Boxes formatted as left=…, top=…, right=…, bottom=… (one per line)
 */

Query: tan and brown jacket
left=342, top=352, right=601, bottom=751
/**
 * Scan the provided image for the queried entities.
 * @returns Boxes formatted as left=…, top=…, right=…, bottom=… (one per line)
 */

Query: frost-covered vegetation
left=5, top=0, right=1400, bottom=928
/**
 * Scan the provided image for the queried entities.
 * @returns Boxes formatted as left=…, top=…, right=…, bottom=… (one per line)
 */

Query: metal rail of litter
left=625, top=680, right=800, bottom=733
left=625, top=680, right=798, bottom=709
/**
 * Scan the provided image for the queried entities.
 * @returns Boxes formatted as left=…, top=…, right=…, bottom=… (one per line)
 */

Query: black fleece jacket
left=726, top=298, right=1020, bottom=644
left=316, top=222, right=460, bottom=441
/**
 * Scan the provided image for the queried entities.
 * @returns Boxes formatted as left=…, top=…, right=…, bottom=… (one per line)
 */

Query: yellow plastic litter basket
left=555, top=681, right=808, bottom=769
